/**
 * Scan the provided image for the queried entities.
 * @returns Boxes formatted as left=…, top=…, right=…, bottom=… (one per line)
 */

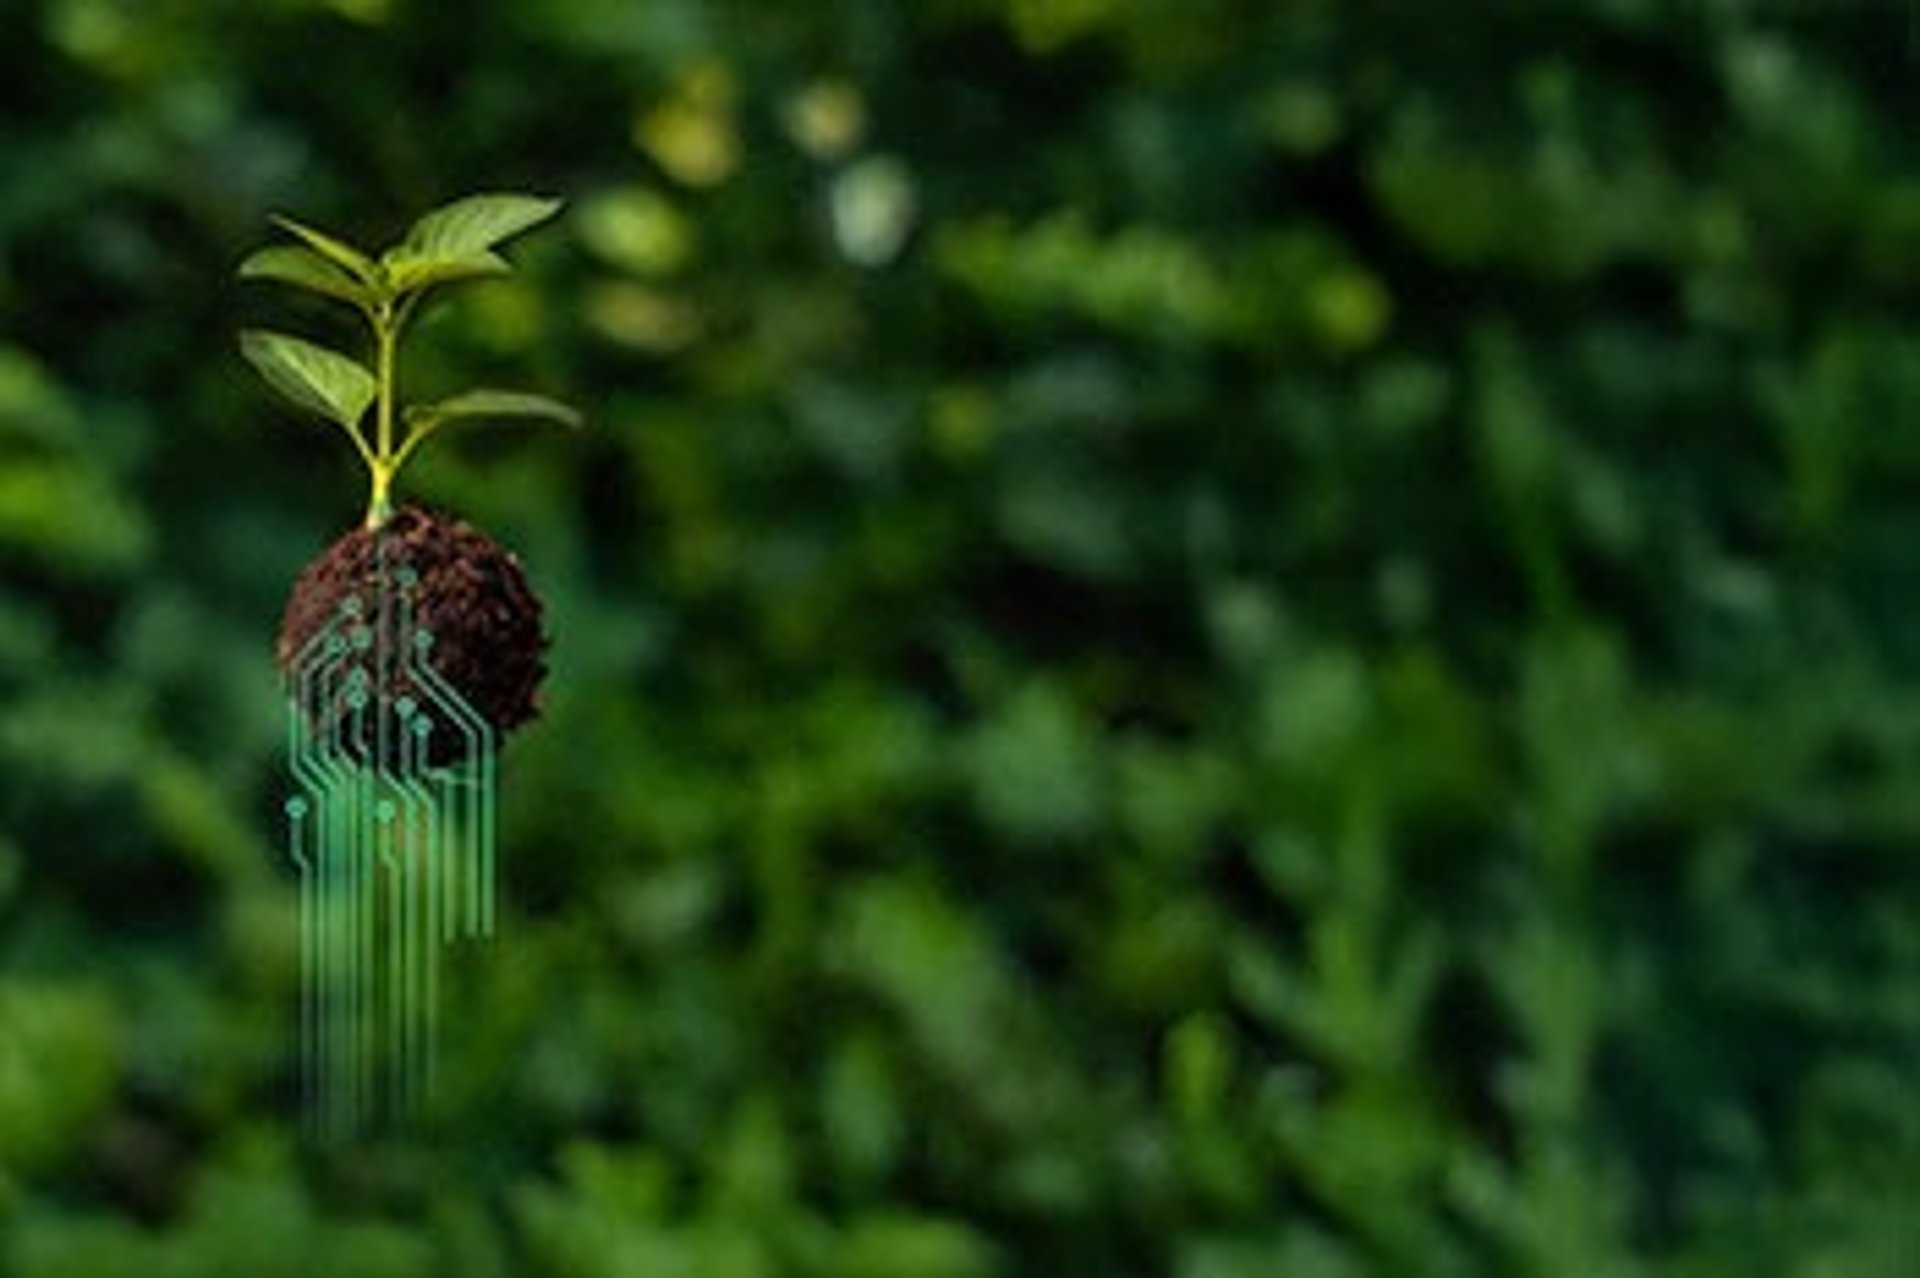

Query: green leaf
left=239, top=330, right=377, bottom=429
left=378, top=245, right=512, bottom=295
left=399, top=193, right=565, bottom=262
left=237, top=245, right=374, bottom=307
left=268, top=214, right=379, bottom=284
left=408, top=389, right=582, bottom=431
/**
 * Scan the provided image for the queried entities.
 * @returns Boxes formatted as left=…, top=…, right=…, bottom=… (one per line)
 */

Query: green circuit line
left=283, top=541, right=500, bottom=1135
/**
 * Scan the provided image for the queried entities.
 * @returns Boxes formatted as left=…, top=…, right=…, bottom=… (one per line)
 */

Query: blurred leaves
left=0, top=348, right=147, bottom=574
left=0, top=979, right=118, bottom=1195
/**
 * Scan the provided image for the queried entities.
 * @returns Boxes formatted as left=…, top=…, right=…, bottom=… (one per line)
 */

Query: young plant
left=239, top=192, right=580, bottom=529
left=240, top=193, right=577, bottom=737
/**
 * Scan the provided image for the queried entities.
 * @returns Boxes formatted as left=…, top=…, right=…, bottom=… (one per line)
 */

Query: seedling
left=239, top=192, right=580, bottom=529
left=240, top=192, right=577, bottom=736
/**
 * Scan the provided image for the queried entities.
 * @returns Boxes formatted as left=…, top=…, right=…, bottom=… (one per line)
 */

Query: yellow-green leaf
left=238, top=245, right=373, bottom=307
left=400, top=193, right=564, bottom=262
left=379, top=245, right=512, bottom=295
left=239, top=329, right=376, bottom=430
left=269, top=214, right=379, bottom=284
left=408, top=388, right=582, bottom=431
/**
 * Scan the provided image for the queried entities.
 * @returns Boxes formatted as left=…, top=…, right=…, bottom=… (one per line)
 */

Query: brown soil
left=275, top=506, right=548, bottom=750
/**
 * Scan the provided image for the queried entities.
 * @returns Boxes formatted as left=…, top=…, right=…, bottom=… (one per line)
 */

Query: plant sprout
left=239, top=192, right=580, bottom=528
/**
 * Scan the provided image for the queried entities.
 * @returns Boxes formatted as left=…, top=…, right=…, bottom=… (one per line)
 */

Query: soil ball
left=275, top=506, right=548, bottom=742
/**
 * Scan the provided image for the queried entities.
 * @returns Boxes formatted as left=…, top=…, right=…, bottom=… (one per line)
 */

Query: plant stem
left=367, top=459, right=395, bottom=529
left=366, top=304, right=401, bottom=529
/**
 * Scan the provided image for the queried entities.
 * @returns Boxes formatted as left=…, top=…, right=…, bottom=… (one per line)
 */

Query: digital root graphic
left=284, top=544, right=497, bottom=1134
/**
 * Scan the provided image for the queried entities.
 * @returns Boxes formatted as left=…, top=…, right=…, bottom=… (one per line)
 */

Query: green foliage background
left=2, top=0, right=1918, bottom=1273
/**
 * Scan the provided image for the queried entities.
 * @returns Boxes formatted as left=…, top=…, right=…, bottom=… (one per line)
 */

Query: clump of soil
left=276, top=506, right=548, bottom=745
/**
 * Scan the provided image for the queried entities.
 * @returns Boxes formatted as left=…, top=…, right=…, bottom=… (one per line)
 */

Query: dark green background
left=2, top=0, right=1917, bottom=1273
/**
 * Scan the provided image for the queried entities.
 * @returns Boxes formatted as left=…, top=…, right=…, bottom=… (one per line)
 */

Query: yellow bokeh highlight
left=635, top=61, right=741, bottom=189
